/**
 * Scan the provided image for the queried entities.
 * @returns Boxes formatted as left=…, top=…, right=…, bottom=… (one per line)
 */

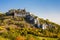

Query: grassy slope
left=0, top=14, right=60, bottom=40
left=38, top=37, right=58, bottom=40
left=26, top=34, right=58, bottom=40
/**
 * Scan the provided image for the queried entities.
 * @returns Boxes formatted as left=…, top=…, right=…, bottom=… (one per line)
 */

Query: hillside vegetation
left=0, top=9, right=60, bottom=40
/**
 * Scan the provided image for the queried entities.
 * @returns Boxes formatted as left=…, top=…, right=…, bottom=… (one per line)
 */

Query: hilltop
left=0, top=9, right=60, bottom=40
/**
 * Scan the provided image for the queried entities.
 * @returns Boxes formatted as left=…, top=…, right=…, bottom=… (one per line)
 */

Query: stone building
left=6, top=9, right=30, bottom=17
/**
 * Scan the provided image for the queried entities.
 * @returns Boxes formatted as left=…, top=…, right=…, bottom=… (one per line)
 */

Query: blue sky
left=0, top=0, right=60, bottom=24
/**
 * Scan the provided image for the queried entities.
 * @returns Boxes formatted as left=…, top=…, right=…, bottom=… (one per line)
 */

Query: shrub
left=16, top=36, right=26, bottom=40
